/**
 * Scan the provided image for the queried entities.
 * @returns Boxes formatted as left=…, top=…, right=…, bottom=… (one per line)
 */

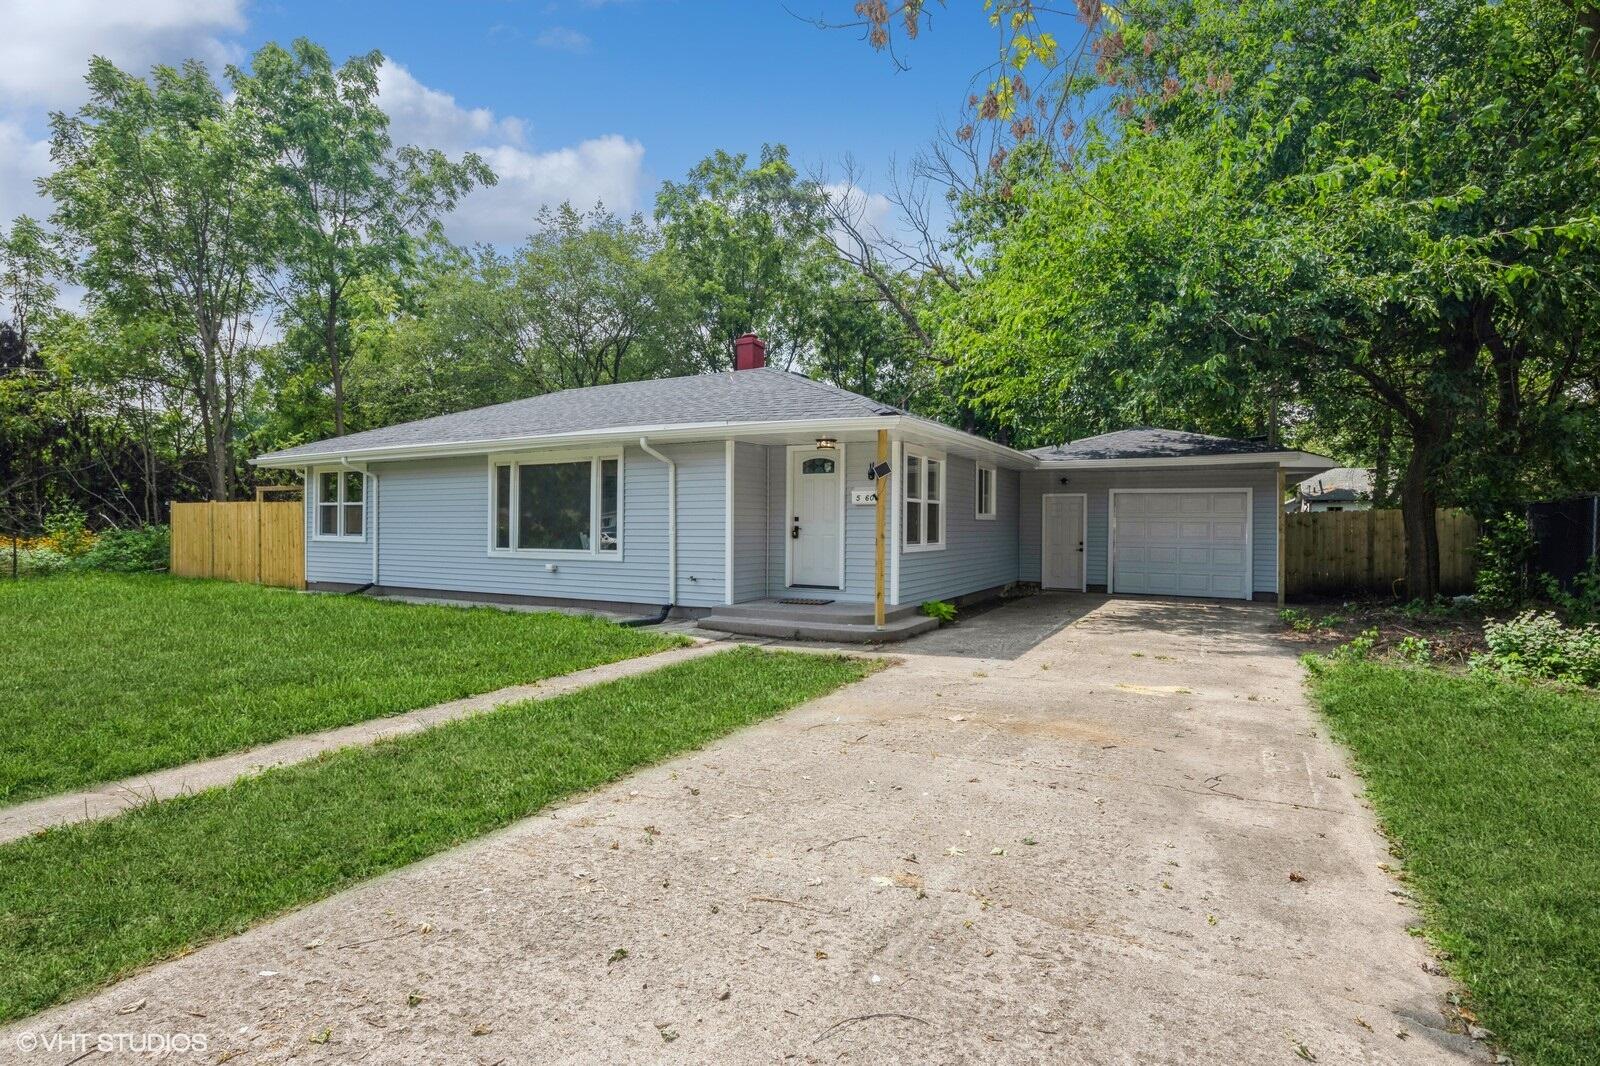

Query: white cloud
left=377, top=62, right=647, bottom=245
left=0, top=121, right=53, bottom=226
left=376, top=62, right=528, bottom=153
left=0, top=0, right=247, bottom=109
left=461, top=136, right=647, bottom=243
left=825, top=181, right=896, bottom=238
left=535, top=27, right=592, bottom=53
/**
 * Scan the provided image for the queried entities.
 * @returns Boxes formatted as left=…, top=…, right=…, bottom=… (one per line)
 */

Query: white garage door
left=1111, top=490, right=1251, bottom=600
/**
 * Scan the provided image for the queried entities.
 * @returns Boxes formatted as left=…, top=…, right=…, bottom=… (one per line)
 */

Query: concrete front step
left=697, top=612, right=938, bottom=644
left=709, top=600, right=924, bottom=626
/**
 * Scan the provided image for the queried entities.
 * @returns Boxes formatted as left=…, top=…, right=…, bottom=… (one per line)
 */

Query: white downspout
left=638, top=437, right=676, bottom=607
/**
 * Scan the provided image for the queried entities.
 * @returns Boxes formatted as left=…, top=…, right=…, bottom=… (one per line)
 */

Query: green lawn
left=0, top=646, right=872, bottom=1022
left=0, top=573, right=682, bottom=804
left=1308, top=660, right=1600, bottom=1066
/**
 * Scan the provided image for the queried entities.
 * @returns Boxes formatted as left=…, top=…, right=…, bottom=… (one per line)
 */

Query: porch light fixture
left=815, top=436, right=837, bottom=450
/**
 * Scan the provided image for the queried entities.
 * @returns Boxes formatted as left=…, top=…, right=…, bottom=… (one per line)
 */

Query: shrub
left=1475, top=511, right=1536, bottom=611
left=1329, top=627, right=1379, bottom=664
left=1394, top=635, right=1433, bottom=665
left=40, top=509, right=94, bottom=557
left=1539, top=563, right=1600, bottom=626
left=75, top=525, right=169, bottom=573
left=1279, top=607, right=1314, bottom=632
left=10, top=547, right=69, bottom=577
left=920, top=600, right=957, bottom=624
left=1476, top=610, right=1600, bottom=688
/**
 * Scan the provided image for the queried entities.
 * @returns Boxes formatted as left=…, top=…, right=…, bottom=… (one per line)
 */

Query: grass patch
left=0, top=573, right=682, bottom=803
left=0, top=646, right=872, bottom=1022
left=1308, top=660, right=1600, bottom=1066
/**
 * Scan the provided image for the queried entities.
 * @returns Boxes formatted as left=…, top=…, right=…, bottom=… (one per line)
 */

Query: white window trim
left=311, top=465, right=366, bottom=542
left=485, top=447, right=625, bottom=560
left=975, top=462, right=998, bottom=520
left=901, top=446, right=947, bottom=553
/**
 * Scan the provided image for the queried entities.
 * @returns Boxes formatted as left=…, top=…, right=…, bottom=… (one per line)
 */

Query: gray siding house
left=254, top=339, right=1333, bottom=637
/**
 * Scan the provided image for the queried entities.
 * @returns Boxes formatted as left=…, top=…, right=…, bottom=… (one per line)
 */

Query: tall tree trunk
left=201, top=345, right=227, bottom=502
left=326, top=289, right=345, bottom=436
left=1399, top=432, right=1442, bottom=600
left=1371, top=414, right=1395, bottom=507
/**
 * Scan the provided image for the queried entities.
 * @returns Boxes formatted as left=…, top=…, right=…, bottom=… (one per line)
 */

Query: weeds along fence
left=170, top=498, right=304, bottom=589
left=1283, top=508, right=1478, bottom=599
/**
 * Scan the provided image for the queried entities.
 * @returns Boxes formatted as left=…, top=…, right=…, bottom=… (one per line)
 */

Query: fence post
left=255, top=493, right=263, bottom=586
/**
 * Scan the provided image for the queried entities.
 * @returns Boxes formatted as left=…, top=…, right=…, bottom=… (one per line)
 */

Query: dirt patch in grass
left=1279, top=596, right=1490, bottom=664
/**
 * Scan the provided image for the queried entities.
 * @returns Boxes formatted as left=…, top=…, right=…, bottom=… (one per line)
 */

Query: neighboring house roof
left=1029, top=428, right=1285, bottom=462
left=1295, top=467, right=1373, bottom=502
left=255, top=368, right=913, bottom=466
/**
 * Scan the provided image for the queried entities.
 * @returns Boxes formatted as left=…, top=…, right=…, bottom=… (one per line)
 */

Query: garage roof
left=1029, top=428, right=1335, bottom=473
left=1028, top=428, right=1287, bottom=461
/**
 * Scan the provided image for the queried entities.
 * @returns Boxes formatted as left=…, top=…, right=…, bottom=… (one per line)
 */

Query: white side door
left=1041, top=493, right=1086, bottom=590
left=789, top=448, right=842, bottom=587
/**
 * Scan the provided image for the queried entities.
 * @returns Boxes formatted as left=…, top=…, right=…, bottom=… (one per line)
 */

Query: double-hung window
left=975, top=463, right=997, bottom=520
left=902, top=448, right=945, bottom=551
left=490, top=452, right=621, bottom=556
left=314, top=469, right=365, bottom=539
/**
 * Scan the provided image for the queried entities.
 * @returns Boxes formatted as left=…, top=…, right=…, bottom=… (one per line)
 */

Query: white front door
left=789, top=447, right=842, bottom=587
left=1042, top=493, right=1086, bottom=590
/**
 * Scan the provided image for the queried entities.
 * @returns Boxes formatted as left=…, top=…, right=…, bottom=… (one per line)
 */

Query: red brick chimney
left=733, top=333, right=766, bottom=371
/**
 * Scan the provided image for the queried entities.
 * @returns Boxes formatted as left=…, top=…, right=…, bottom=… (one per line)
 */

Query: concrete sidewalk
left=1, top=595, right=1484, bottom=1064
left=0, top=641, right=722, bottom=845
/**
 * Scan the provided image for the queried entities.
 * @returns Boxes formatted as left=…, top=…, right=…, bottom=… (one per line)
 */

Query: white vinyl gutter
left=637, top=437, right=676, bottom=606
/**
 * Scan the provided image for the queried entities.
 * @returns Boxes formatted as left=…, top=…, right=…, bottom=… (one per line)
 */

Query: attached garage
left=1018, top=428, right=1338, bottom=603
left=1109, top=489, right=1251, bottom=600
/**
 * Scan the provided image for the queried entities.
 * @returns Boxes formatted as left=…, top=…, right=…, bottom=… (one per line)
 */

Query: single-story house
left=1288, top=467, right=1374, bottom=512
left=253, top=336, right=1335, bottom=638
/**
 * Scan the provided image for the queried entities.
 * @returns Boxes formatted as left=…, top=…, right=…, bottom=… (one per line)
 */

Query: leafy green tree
left=330, top=204, right=694, bottom=430
left=655, top=145, right=834, bottom=370
left=237, top=39, right=495, bottom=437
left=44, top=57, right=276, bottom=500
left=0, top=216, right=64, bottom=371
left=899, top=0, right=1600, bottom=598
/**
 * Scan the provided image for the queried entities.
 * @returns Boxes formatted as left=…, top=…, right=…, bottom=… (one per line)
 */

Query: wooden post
left=253, top=485, right=264, bottom=584
left=874, top=429, right=889, bottom=629
left=1276, top=467, right=1286, bottom=606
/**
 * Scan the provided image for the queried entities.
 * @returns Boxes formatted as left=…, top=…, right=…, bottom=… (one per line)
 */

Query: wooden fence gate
left=170, top=497, right=305, bottom=589
left=1282, top=507, right=1477, bottom=599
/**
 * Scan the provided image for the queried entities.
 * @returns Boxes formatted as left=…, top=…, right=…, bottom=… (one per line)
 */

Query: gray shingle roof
left=255, top=368, right=903, bottom=463
left=1295, top=467, right=1373, bottom=500
left=1028, top=427, right=1284, bottom=462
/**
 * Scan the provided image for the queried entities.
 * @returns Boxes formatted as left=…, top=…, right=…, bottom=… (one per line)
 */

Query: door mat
left=778, top=597, right=835, bottom=606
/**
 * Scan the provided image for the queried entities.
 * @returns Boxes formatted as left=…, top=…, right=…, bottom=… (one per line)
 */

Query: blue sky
left=1, top=1, right=1005, bottom=246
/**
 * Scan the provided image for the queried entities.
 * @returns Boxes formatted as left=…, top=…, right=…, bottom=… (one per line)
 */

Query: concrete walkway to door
left=3, top=595, right=1484, bottom=1064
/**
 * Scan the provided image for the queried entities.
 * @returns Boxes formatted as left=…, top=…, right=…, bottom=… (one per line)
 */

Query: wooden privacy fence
left=170, top=498, right=305, bottom=588
left=1283, top=507, right=1477, bottom=599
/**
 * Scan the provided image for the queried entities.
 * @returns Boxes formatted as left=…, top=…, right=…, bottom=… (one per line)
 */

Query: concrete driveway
left=5, top=595, right=1482, bottom=1065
